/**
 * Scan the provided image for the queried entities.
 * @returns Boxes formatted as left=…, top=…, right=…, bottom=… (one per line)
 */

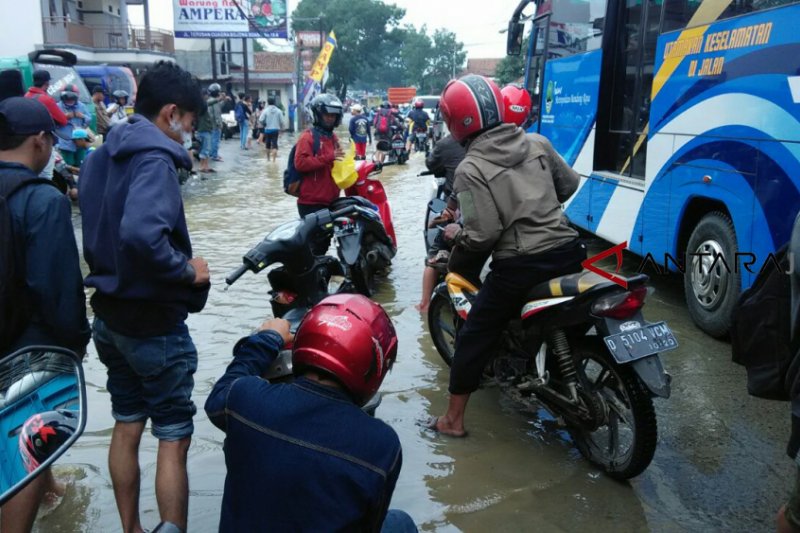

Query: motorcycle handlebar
left=225, top=264, right=248, bottom=286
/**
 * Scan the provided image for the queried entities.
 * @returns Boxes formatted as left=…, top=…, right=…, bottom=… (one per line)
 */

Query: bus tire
left=683, top=211, right=740, bottom=338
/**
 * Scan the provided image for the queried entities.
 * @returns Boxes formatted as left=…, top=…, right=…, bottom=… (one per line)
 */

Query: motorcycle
left=413, top=129, right=430, bottom=156
left=384, top=125, right=408, bottom=165
left=427, top=270, right=674, bottom=479
left=225, top=208, right=383, bottom=414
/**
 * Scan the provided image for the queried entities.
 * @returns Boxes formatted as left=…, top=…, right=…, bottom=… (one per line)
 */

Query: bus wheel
left=683, top=211, right=740, bottom=338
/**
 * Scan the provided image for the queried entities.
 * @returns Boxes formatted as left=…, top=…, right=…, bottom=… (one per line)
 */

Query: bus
left=506, top=0, right=800, bottom=337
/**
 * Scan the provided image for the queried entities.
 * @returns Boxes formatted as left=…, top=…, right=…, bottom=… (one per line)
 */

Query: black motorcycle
left=225, top=207, right=383, bottom=414
left=385, top=125, right=408, bottom=165
left=413, top=128, right=430, bottom=156
left=428, top=270, right=674, bottom=479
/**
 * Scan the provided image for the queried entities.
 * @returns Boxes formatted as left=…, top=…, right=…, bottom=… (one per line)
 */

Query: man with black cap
left=0, top=97, right=90, bottom=531
left=92, top=85, right=110, bottom=136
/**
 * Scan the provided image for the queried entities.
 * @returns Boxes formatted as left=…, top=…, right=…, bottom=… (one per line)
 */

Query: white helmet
left=351, top=104, right=363, bottom=114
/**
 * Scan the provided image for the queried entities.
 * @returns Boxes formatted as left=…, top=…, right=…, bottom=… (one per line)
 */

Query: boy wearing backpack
left=0, top=97, right=90, bottom=532
left=373, top=102, right=393, bottom=163
left=292, top=94, right=344, bottom=254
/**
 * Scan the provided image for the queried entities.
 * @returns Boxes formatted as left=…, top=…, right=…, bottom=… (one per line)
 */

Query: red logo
left=581, top=241, right=629, bottom=289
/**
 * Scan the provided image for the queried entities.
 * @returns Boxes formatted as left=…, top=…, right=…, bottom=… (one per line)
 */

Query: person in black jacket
left=0, top=96, right=90, bottom=533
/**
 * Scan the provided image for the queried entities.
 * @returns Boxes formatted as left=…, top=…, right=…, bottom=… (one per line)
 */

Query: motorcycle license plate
left=392, top=141, right=405, bottom=149
left=603, top=322, right=678, bottom=364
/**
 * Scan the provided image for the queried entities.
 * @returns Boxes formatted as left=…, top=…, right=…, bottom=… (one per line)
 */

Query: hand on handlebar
left=443, top=223, right=461, bottom=242
left=258, top=318, right=294, bottom=344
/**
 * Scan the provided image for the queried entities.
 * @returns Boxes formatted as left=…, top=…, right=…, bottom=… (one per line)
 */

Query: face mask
left=169, top=115, right=193, bottom=147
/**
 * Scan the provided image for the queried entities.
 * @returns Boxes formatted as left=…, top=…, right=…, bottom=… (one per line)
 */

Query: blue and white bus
left=506, top=0, right=800, bottom=337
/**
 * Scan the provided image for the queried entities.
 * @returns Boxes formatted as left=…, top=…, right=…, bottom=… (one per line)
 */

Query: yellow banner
left=309, top=31, right=337, bottom=83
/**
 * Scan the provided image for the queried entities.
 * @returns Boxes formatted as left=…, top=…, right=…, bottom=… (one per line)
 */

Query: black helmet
left=208, top=83, right=221, bottom=97
left=19, top=410, right=78, bottom=473
left=310, top=94, right=343, bottom=131
left=380, top=101, right=390, bottom=109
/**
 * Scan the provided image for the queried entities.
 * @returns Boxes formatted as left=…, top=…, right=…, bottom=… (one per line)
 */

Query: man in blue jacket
left=0, top=96, right=90, bottom=533
left=79, top=61, right=209, bottom=533
left=205, top=294, right=416, bottom=532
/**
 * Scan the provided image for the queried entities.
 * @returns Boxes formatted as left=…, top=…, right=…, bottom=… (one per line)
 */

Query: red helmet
left=501, top=84, right=532, bottom=127
left=19, top=410, right=78, bottom=474
left=414, top=98, right=424, bottom=109
left=439, top=74, right=504, bottom=142
left=292, top=294, right=398, bottom=405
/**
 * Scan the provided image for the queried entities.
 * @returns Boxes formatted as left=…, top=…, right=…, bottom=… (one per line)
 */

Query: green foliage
left=293, top=0, right=405, bottom=98
left=293, top=0, right=467, bottom=95
left=252, top=40, right=266, bottom=52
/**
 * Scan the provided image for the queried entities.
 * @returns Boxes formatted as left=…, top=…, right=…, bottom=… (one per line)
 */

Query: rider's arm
left=204, top=330, right=285, bottom=431
left=453, top=167, right=503, bottom=252
left=425, top=141, right=446, bottom=175
left=294, top=132, right=335, bottom=172
left=542, top=137, right=580, bottom=203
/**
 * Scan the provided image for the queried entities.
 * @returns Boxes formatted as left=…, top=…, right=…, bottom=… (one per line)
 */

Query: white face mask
left=169, top=115, right=193, bottom=147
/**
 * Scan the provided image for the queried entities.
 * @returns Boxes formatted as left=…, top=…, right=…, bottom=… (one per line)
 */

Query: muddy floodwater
left=37, top=131, right=791, bottom=532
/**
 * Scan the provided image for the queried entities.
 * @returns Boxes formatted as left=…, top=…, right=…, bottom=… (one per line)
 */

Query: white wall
left=2, top=2, right=43, bottom=57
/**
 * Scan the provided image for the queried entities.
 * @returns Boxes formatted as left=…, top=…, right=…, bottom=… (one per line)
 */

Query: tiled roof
left=460, top=58, right=503, bottom=78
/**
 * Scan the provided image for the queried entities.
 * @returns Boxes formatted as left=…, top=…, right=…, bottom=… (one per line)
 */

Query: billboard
left=173, top=0, right=289, bottom=39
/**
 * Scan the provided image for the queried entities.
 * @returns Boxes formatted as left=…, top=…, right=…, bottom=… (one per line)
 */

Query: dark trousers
left=298, top=203, right=333, bottom=255
left=449, top=239, right=586, bottom=395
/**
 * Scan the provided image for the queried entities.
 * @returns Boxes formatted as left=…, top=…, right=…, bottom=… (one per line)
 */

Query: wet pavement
left=38, top=132, right=791, bottom=531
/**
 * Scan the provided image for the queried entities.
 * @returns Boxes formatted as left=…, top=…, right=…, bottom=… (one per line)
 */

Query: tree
left=252, top=40, right=266, bottom=52
left=426, top=29, right=467, bottom=94
left=293, top=0, right=405, bottom=99
left=397, top=25, right=432, bottom=89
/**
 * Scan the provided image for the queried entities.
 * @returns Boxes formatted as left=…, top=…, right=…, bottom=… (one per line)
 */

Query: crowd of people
left=2, top=57, right=800, bottom=533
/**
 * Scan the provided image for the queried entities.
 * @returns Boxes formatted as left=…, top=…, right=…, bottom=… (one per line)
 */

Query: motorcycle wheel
left=351, top=255, right=373, bottom=297
left=428, top=293, right=459, bottom=367
left=568, top=339, right=657, bottom=480
left=398, top=152, right=408, bottom=165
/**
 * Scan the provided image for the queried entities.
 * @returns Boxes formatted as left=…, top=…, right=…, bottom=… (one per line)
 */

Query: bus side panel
left=648, top=6, right=800, bottom=290
left=538, top=50, right=602, bottom=165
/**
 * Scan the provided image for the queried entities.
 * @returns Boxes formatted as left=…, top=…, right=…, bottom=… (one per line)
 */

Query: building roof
left=460, top=58, right=503, bottom=78
left=252, top=52, right=294, bottom=74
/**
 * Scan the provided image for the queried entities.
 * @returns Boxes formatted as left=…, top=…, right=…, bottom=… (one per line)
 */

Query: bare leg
left=108, top=420, right=146, bottom=533
left=435, top=393, right=470, bottom=437
left=0, top=473, right=46, bottom=533
left=415, top=266, right=438, bottom=312
left=155, top=438, right=191, bottom=531
left=271, top=149, right=278, bottom=162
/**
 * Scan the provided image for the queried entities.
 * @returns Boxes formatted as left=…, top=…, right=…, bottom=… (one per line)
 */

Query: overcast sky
left=128, top=0, right=525, bottom=58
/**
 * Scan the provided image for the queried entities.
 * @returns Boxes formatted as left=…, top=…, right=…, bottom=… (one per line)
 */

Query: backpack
left=376, top=112, right=390, bottom=134
left=0, top=175, right=58, bottom=352
left=731, top=245, right=795, bottom=400
left=283, top=129, right=320, bottom=197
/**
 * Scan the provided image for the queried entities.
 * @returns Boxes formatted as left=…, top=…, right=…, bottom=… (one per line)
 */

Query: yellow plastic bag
left=332, top=143, right=358, bottom=190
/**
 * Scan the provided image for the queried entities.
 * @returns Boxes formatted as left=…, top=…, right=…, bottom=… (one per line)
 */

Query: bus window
left=601, top=0, right=660, bottom=179
left=547, top=0, right=608, bottom=57
left=663, top=0, right=799, bottom=31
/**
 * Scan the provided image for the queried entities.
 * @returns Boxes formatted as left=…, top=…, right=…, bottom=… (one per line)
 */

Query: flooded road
left=40, top=132, right=791, bottom=532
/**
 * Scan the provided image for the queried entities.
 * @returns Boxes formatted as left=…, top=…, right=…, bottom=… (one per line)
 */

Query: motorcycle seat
left=525, top=271, right=648, bottom=301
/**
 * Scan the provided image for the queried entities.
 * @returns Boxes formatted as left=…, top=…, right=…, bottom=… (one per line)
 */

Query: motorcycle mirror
left=430, top=198, right=448, bottom=213
left=0, top=346, right=86, bottom=506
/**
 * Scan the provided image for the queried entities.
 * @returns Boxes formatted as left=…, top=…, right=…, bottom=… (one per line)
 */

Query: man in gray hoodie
left=427, top=75, right=586, bottom=438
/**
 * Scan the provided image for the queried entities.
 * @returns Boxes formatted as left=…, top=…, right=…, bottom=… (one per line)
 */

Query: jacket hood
left=466, top=123, right=530, bottom=169
left=105, top=114, right=192, bottom=169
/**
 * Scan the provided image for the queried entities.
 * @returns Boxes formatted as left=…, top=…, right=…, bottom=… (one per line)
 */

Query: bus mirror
left=507, top=21, right=524, bottom=56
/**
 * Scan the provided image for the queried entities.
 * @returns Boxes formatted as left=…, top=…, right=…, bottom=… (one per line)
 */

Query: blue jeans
left=197, top=131, right=212, bottom=160
left=381, top=510, right=417, bottom=532
left=239, top=122, right=249, bottom=149
left=93, top=317, right=198, bottom=440
left=211, top=128, right=222, bottom=158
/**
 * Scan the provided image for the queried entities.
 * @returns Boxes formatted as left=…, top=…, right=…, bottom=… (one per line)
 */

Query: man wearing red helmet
left=205, top=294, right=416, bottom=532
left=427, top=74, right=586, bottom=438
left=500, top=84, right=533, bottom=128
